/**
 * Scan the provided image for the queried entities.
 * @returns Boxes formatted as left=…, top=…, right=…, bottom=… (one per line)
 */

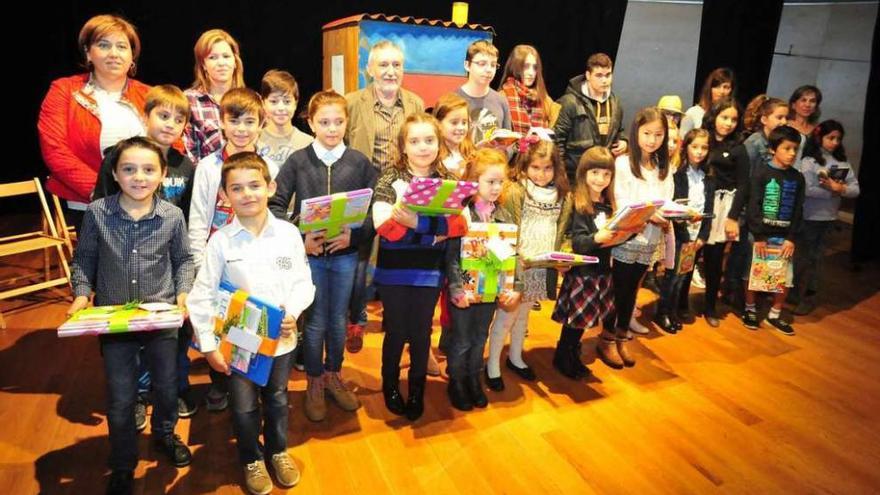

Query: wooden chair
left=49, top=191, right=76, bottom=257
left=0, top=178, right=73, bottom=328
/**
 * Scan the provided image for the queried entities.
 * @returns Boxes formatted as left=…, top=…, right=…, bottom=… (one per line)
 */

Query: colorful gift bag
left=402, top=178, right=478, bottom=216
left=58, top=302, right=184, bottom=337
left=747, top=240, right=789, bottom=293
left=299, top=188, right=373, bottom=239
left=676, top=242, right=698, bottom=275
left=460, top=222, right=518, bottom=303
left=521, top=251, right=599, bottom=269
left=213, top=281, right=286, bottom=386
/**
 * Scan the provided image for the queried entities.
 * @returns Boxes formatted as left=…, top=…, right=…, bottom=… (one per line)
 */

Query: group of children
left=62, top=29, right=859, bottom=495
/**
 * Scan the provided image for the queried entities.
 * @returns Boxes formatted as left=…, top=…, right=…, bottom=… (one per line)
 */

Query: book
left=299, top=188, right=372, bottom=239
left=521, top=251, right=599, bottom=269
left=605, top=200, right=665, bottom=232
left=676, top=241, right=698, bottom=275
left=660, top=200, right=714, bottom=221
left=58, top=303, right=184, bottom=337
left=213, top=281, right=286, bottom=386
left=460, top=222, right=518, bottom=303
left=818, top=166, right=849, bottom=182
left=402, top=177, right=479, bottom=216
left=747, top=239, right=789, bottom=293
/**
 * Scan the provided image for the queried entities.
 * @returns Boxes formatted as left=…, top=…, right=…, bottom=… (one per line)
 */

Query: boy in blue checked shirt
left=67, top=136, right=194, bottom=495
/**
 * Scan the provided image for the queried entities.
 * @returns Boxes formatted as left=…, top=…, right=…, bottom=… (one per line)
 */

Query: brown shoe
left=270, top=452, right=301, bottom=488
left=596, top=337, right=624, bottom=370
left=243, top=460, right=272, bottom=495
left=345, top=323, right=365, bottom=353
left=324, top=371, right=361, bottom=411
left=426, top=348, right=441, bottom=377
left=616, top=338, right=636, bottom=367
left=304, top=375, right=327, bottom=422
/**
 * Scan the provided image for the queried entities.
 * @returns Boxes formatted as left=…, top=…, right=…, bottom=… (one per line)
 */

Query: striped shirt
left=371, top=97, right=404, bottom=171
left=71, top=194, right=194, bottom=306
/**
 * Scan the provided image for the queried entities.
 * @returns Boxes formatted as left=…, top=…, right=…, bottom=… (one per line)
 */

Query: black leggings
left=379, top=285, right=441, bottom=385
left=702, top=242, right=727, bottom=313
left=607, top=261, right=649, bottom=331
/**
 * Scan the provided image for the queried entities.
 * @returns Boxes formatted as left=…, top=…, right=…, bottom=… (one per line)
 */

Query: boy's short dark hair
left=114, top=136, right=168, bottom=172
left=586, top=53, right=613, bottom=72
left=768, top=125, right=801, bottom=151
left=260, top=69, right=300, bottom=101
left=221, top=152, right=271, bottom=189
left=144, top=84, right=190, bottom=122
left=220, top=88, right=265, bottom=122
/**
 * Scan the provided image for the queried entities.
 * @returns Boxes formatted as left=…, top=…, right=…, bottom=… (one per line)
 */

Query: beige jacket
left=344, top=84, right=424, bottom=166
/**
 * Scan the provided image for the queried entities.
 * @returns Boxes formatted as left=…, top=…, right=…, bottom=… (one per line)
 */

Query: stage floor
left=1, top=224, right=878, bottom=494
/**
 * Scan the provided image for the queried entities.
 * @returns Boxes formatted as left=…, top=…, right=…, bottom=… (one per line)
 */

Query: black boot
left=653, top=313, right=678, bottom=334
left=383, top=380, right=406, bottom=416
left=405, top=378, right=426, bottom=421
left=447, top=378, right=473, bottom=411
left=570, top=342, right=590, bottom=378
left=465, top=374, right=488, bottom=408
left=553, top=343, right=581, bottom=380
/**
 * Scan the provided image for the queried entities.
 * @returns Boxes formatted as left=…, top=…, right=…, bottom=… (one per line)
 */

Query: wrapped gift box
left=403, top=177, right=478, bottom=216
left=300, top=188, right=373, bottom=239
left=460, top=222, right=518, bottom=303
left=58, top=303, right=184, bottom=337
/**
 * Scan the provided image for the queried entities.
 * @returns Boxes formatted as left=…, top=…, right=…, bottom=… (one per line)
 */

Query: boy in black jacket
left=742, top=125, right=804, bottom=335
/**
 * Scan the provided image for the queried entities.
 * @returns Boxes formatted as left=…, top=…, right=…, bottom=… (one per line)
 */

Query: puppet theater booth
left=321, top=13, right=495, bottom=107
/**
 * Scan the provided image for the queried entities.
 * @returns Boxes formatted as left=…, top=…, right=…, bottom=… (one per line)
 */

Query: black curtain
left=851, top=12, right=880, bottom=264
left=692, top=0, right=784, bottom=106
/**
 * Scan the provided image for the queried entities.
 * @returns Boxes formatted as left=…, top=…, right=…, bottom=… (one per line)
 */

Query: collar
left=106, top=193, right=167, bottom=220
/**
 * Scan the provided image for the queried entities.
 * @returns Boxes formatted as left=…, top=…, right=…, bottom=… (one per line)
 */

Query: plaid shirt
left=501, top=78, right=546, bottom=134
left=371, top=97, right=404, bottom=170
left=72, top=194, right=195, bottom=306
left=183, top=89, right=225, bottom=162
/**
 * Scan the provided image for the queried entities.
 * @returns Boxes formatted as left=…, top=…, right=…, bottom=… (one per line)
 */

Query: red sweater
left=37, top=73, right=150, bottom=203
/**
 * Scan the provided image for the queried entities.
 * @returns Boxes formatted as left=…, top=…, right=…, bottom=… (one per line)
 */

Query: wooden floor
left=1, top=224, right=879, bottom=494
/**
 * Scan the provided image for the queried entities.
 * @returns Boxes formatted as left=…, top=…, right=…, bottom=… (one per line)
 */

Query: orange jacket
left=37, top=73, right=150, bottom=203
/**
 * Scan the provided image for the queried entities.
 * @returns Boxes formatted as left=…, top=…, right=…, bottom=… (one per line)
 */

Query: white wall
left=766, top=2, right=876, bottom=172
left=614, top=1, right=704, bottom=130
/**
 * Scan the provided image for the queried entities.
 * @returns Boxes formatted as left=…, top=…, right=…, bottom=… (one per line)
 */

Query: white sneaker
left=629, top=317, right=650, bottom=335
left=691, top=268, right=706, bottom=289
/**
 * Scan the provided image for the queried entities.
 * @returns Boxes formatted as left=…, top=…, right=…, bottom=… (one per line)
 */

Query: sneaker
left=742, top=309, right=759, bottom=330
left=270, top=452, right=301, bottom=488
left=304, top=375, right=327, bottom=422
left=767, top=317, right=796, bottom=336
left=204, top=384, right=228, bottom=412
left=691, top=268, right=706, bottom=289
left=153, top=434, right=192, bottom=467
left=345, top=323, right=365, bottom=353
left=324, top=372, right=361, bottom=412
left=243, top=460, right=272, bottom=495
left=106, top=469, right=133, bottom=495
left=135, top=396, right=148, bottom=432
left=177, top=391, right=198, bottom=419
left=629, top=317, right=650, bottom=335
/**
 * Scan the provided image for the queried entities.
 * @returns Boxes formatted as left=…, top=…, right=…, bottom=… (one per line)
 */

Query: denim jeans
left=447, top=303, right=496, bottom=380
left=304, top=252, right=358, bottom=377
left=136, top=321, right=194, bottom=395
left=229, top=351, right=294, bottom=464
left=101, top=330, right=178, bottom=470
left=348, top=241, right=373, bottom=326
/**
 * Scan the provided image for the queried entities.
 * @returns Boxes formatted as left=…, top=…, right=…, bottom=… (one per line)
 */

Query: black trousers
left=702, top=242, right=727, bottom=313
left=379, top=285, right=441, bottom=385
left=607, top=260, right=649, bottom=331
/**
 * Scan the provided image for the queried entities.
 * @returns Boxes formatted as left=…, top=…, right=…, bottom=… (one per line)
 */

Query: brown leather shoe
left=304, top=375, right=327, bottom=422
left=596, top=337, right=624, bottom=370
left=616, top=338, right=636, bottom=367
left=324, top=372, right=361, bottom=412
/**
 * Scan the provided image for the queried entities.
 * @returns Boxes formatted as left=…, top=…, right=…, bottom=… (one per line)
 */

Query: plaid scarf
left=501, top=77, right=546, bottom=134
